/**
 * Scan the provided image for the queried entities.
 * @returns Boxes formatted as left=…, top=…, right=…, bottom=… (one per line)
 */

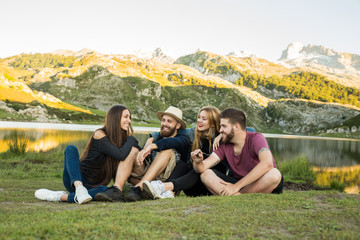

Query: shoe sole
left=125, top=195, right=140, bottom=202
left=142, top=181, right=158, bottom=200
left=94, top=193, right=114, bottom=202
left=77, top=197, right=92, bottom=204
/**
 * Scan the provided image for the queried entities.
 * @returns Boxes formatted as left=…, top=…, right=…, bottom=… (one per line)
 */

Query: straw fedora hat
left=156, top=106, right=186, bottom=129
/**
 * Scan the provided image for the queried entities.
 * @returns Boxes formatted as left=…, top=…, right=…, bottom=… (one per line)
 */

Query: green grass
left=1, top=178, right=359, bottom=239
left=277, top=156, right=317, bottom=184
left=318, top=132, right=360, bottom=140
left=1, top=150, right=359, bottom=239
left=330, top=181, right=346, bottom=192
left=5, top=132, right=29, bottom=154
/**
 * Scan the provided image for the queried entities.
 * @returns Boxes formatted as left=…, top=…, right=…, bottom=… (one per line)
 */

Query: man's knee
left=267, top=168, right=282, bottom=186
left=200, top=169, right=215, bottom=183
left=156, top=149, right=174, bottom=160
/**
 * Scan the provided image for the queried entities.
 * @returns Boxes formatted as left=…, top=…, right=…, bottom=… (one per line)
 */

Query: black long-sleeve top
left=80, top=136, right=140, bottom=182
left=154, top=134, right=190, bottom=163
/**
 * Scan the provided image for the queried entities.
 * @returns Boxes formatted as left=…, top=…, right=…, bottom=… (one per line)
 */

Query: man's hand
left=219, top=181, right=241, bottom=196
left=190, top=149, right=203, bottom=163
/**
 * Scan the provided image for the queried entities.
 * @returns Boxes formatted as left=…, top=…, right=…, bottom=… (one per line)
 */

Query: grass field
left=1, top=148, right=360, bottom=239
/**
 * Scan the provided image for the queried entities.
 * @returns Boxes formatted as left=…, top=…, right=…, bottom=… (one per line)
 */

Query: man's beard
left=160, top=125, right=176, bottom=138
left=222, top=128, right=235, bottom=143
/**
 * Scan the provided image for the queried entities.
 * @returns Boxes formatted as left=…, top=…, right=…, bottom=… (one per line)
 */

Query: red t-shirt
left=213, top=132, right=276, bottom=179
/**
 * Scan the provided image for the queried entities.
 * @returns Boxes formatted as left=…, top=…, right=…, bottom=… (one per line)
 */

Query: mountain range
left=277, top=42, right=360, bottom=88
left=0, top=43, right=359, bottom=135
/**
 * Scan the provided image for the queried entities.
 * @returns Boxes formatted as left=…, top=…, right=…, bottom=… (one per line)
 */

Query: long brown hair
left=80, top=105, right=134, bottom=186
left=192, top=106, right=220, bottom=152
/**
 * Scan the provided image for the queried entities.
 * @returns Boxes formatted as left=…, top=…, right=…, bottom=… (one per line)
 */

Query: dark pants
left=63, top=145, right=108, bottom=203
left=166, top=161, right=227, bottom=197
left=211, top=169, right=284, bottom=194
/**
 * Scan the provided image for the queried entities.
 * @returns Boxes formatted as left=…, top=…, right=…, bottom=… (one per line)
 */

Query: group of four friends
left=35, top=105, right=283, bottom=204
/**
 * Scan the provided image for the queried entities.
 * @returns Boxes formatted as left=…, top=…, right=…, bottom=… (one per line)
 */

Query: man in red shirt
left=192, top=108, right=283, bottom=195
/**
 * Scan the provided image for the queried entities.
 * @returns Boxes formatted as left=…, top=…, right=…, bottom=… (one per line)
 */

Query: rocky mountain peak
left=279, top=42, right=340, bottom=61
left=277, top=42, right=360, bottom=87
left=279, top=42, right=304, bottom=61
left=132, top=48, right=174, bottom=64
left=51, top=48, right=99, bottom=57
left=75, top=48, right=99, bottom=57
left=51, top=49, right=76, bottom=56
left=227, top=50, right=255, bottom=58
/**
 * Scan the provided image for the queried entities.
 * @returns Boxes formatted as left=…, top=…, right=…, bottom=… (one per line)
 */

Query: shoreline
left=0, top=120, right=359, bottom=141
left=0, top=120, right=160, bottom=133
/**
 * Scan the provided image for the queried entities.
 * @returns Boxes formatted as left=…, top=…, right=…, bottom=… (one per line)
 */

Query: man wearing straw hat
left=125, top=106, right=189, bottom=202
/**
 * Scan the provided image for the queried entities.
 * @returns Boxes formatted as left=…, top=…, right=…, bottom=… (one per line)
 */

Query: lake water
left=0, top=121, right=359, bottom=194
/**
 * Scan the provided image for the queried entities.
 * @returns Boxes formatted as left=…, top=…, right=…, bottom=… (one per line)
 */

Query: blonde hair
left=192, top=106, right=220, bottom=152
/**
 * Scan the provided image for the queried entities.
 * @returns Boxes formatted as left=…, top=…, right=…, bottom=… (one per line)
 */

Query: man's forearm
left=234, top=160, right=273, bottom=191
left=193, top=162, right=205, bottom=173
left=146, top=143, right=158, bottom=152
left=143, top=137, right=154, bottom=148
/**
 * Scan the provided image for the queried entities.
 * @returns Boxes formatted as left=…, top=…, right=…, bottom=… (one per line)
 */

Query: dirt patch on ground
left=183, top=205, right=209, bottom=215
left=284, top=181, right=326, bottom=191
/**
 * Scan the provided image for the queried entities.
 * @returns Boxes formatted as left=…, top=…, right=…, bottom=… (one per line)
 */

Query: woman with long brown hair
left=35, top=105, right=140, bottom=204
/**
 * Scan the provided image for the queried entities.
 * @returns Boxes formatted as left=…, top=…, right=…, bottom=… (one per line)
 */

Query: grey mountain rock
left=277, top=42, right=360, bottom=88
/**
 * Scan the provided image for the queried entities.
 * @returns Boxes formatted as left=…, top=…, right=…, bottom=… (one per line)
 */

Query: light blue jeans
left=63, top=145, right=108, bottom=203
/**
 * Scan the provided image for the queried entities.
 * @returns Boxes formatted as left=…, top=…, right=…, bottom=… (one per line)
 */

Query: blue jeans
left=63, top=145, right=108, bottom=203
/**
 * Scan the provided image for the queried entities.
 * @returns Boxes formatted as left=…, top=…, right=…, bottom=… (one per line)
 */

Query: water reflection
left=313, top=166, right=360, bottom=194
left=0, top=128, right=359, bottom=193
left=0, top=129, right=150, bottom=153
left=267, top=138, right=360, bottom=167
left=267, top=137, right=360, bottom=193
left=0, top=129, right=92, bottom=153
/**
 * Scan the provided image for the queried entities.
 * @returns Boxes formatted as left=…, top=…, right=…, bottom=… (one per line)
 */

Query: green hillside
left=1, top=50, right=359, bottom=135
left=177, top=51, right=360, bottom=108
left=30, top=65, right=265, bottom=129
left=235, top=71, right=360, bottom=107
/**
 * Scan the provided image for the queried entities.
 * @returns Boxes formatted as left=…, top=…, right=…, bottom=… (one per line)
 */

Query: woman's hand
left=190, top=149, right=203, bottom=164
left=213, top=133, right=223, bottom=151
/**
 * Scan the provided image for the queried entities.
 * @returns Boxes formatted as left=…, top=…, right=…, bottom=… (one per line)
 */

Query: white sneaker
left=142, top=180, right=165, bottom=200
left=74, top=185, right=92, bottom=204
left=158, top=190, right=174, bottom=199
left=35, top=189, right=66, bottom=202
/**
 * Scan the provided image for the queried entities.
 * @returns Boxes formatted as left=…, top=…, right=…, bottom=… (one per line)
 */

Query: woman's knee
left=130, top=147, right=139, bottom=155
left=65, top=145, right=79, bottom=155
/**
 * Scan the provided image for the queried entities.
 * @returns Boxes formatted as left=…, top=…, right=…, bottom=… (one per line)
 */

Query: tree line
left=11, top=54, right=76, bottom=69
left=235, top=71, right=360, bottom=107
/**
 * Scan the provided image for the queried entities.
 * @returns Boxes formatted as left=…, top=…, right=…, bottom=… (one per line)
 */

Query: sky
left=0, top=0, right=359, bottom=61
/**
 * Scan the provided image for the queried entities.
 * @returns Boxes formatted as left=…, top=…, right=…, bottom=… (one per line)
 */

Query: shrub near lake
left=0, top=145, right=359, bottom=239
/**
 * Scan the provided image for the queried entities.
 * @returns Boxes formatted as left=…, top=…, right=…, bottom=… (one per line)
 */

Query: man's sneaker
left=74, top=185, right=92, bottom=204
left=125, top=186, right=142, bottom=202
left=94, top=186, right=124, bottom=202
left=142, top=180, right=165, bottom=200
left=158, top=190, right=174, bottom=199
left=35, top=189, right=66, bottom=202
